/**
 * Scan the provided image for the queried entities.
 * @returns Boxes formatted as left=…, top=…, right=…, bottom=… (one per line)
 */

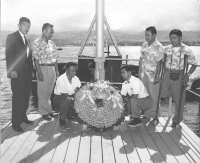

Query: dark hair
left=19, top=17, right=31, bottom=25
left=169, top=29, right=182, bottom=37
left=146, top=26, right=157, bottom=35
left=66, top=62, right=78, bottom=70
left=42, top=23, right=53, bottom=31
left=120, top=65, right=131, bottom=72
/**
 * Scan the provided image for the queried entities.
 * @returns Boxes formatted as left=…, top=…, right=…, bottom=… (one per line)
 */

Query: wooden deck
left=1, top=114, right=200, bottom=163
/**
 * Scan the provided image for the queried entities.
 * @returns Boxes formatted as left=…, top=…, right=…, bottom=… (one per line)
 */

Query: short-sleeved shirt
left=121, top=75, right=149, bottom=98
left=32, top=37, right=59, bottom=64
left=164, top=43, right=197, bottom=70
left=140, top=39, right=164, bottom=82
left=54, top=73, right=81, bottom=95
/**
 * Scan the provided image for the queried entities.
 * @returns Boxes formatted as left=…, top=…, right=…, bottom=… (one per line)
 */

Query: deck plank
left=10, top=117, right=47, bottom=163
left=50, top=120, right=73, bottom=163
left=163, top=117, right=200, bottom=155
left=77, top=125, right=91, bottom=163
left=159, top=117, right=200, bottom=163
left=118, top=122, right=141, bottom=163
left=1, top=123, right=12, bottom=143
left=0, top=114, right=35, bottom=157
left=23, top=119, right=57, bottom=163
left=90, top=130, right=102, bottom=163
left=1, top=114, right=41, bottom=163
left=146, top=121, right=179, bottom=163
left=127, top=122, right=153, bottom=163
left=139, top=123, right=165, bottom=163
left=153, top=119, right=191, bottom=163
left=111, top=126, right=128, bottom=163
left=37, top=118, right=64, bottom=163
left=64, top=122, right=82, bottom=163
left=101, top=129, right=116, bottom=163
left=180, top=121, right=200, bottom=148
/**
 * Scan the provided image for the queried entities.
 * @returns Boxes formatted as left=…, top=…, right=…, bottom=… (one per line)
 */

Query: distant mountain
left=1, top=30, right=200, bottom=47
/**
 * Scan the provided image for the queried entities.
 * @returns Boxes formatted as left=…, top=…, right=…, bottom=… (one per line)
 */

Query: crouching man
left=53, top=62, right=81, bottom=126
left=120, top=65, right=153, bottom=127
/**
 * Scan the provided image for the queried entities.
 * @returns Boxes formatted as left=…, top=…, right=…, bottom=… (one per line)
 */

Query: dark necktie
left=24, top=36, right=29, bottom=58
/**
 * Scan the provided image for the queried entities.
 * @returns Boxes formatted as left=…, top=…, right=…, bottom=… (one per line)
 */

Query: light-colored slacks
left=37, top=66, right=56, bottom=115
left=141, top=72, right=160, bottom=118
left=127, top=96, right=153, bottom=118
left=161, top=69, right=186, bottom=123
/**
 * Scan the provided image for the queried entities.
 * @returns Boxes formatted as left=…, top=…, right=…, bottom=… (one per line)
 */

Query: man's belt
left=40, top=64, right=54, bottom=66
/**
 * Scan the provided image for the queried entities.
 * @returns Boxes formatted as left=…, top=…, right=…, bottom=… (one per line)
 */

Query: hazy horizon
left=1, top=0, right=200, bottom=34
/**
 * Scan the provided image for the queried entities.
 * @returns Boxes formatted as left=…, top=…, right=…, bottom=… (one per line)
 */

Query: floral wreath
left=74, top=80, right=125, bottom=132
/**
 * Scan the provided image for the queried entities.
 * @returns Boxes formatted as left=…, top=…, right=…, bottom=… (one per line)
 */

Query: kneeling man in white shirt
left=121, top=65, right=153, bottom=127
left=53, top=62, right=81, bottom=126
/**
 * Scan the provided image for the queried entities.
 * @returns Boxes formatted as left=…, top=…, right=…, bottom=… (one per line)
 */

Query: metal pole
left=78, top=16, right=96, bottom=56
left=104, top=17, right=121, bottom=57
left=95, top=0, right=105, bottom=80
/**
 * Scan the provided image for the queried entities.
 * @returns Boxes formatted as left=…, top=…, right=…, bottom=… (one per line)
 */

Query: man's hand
left=183, top=74, right=190, bottom=87
left=56, top=71, right=59, bottom=79
left=154, top=76, right=160, bottom=85
left=10, top=71, right=18, bottom=78
left=38, top=72, right=43, bottom=81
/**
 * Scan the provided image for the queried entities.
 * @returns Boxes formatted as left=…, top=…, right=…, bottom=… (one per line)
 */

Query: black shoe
left=59, top=118, right=66, bottom=126
left=49, top=113, right=58, bottom=118
left=42, top=114, right=52, bottom=121
left=171, top=122, right=178, bottom=128
left=12, top=126, right=24, bottom=132
left=22, top=120, right=34, bottom=124
left=128, top=118, right=141, bottom=127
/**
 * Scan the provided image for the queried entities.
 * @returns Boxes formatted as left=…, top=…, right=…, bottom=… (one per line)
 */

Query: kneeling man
left=121, top=65, right=153, bottom=127
left=53, top=62, right=81, bottom=126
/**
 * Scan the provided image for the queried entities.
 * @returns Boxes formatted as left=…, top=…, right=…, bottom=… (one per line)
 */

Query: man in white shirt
left=53, top=62, right=81, bottom=126
left=121, top=65, right=153, bottom=127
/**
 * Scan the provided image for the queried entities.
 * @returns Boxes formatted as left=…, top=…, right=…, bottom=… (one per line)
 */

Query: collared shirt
left=140, top=39, right=164, bottom=82
left=164, top=43, right=197, bottom=70
left=18, top=30, right=29, bottom=57
left=54, top=73, right=81, bottom=95
left=121, top=75, right=149, bottom=98
left=32, top=37, right=59, bottom=64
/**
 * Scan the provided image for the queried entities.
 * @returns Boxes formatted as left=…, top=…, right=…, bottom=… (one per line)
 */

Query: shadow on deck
left=1, top=114, right=200, bottom=163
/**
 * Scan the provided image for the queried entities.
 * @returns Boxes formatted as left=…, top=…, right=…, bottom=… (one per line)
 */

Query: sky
left=1, top=0, right=200, bottom=34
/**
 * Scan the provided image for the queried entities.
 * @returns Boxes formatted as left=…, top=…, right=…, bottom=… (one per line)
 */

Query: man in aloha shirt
left=161, top=29, right=197, bottom=127
left=32, top=23, right=59, bottom=120
left=138, top=26, right=164, bottom=119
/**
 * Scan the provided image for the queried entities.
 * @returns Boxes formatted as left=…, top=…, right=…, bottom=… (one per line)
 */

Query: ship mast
left=95, top=0, right=105, bottom=80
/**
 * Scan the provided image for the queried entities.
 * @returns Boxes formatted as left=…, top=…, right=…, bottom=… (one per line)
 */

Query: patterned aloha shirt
left=140, top=39, right=164, bottom=82
left=164, top=43, right=197, bottom=70
left=32, top=37, right=59, bottom=64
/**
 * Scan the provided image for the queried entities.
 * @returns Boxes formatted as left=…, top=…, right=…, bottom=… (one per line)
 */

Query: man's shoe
left=171, top=122, right=178, bottom=128
left=128, top=118, right=141, bottom=127
left=42, top=114, right=52, bottom=121
left=49, top=113, right=58, bottom=118
left=59, top=118, right=66, bottom=126
left=22, top=120, right=34, bottom=124
left=12, top=126, right=24, bottom=132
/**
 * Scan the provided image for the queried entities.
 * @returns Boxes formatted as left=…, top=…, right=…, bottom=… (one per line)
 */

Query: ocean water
left=1, top=46, right=200, bottom=136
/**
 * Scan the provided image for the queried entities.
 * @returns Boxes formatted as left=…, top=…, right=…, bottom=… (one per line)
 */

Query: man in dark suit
left=5, top=17, right=34, bottom=132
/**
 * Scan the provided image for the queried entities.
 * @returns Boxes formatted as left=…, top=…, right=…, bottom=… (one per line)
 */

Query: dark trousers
left=161, top=69, right=186, bottom=123
left=11, top=69, right=32, bottom=127
left=53, top=95, right=73, bottom=121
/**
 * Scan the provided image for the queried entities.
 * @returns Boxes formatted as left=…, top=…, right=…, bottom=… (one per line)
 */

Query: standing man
left=162, top=29, right=197, bottom=127
left=53, top=62, right=81, bottom=126
left=121, top=65, right=153, bottom=127
left=32, top=23, right=59, bottom=120
left=6, top=17, right=34, bottom=132
left=138, top=26, right=164, bottom=119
